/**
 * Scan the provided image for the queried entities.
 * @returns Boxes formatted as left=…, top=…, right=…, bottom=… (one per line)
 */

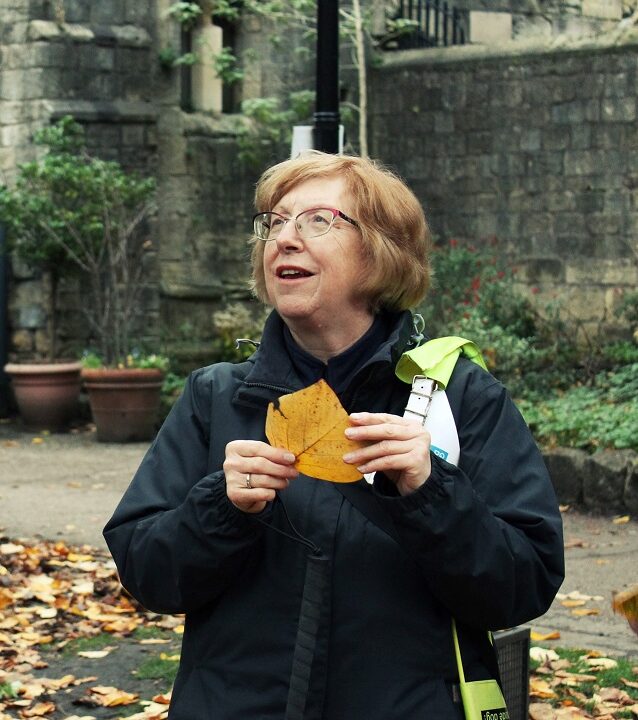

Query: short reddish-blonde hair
left=250, top=151, right=432, bottom=312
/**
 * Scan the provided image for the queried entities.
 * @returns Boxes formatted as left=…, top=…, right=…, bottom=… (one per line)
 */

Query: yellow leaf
left=612, top=585, right=638, bottom=637
left=31, top=437, right=45, bottom=444
left=266, top=380, right=365, bottom=483
left=612, top=515, right=630, bottom=524
left=531, top=630, right=561, bottom=641
left=530, top=677, right=557, bottom=699
left=571, top=608, right=600, bottom=616
left=561, top=599, right=586, bottom=608
left=159, top=652, right=180, bottom=661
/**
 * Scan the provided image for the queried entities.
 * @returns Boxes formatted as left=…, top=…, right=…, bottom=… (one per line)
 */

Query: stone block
left=543, top=448, right=586, bottom=505
left=566, top=259, right=638, bottom=285
left=601, top=97, right=636, bottom=123
left=517, top=257, right=565, bottom=284
left=582, top=0, right=622, bottom=19
left=583, top=451, right=635, bottom=512
left=469, top=11, right=512, bottom=44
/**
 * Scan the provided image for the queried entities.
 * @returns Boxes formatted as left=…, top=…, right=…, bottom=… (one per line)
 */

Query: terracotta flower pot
left=4, top=361, right=82, bottom=430
left=82, top=367, right=164, bottom=443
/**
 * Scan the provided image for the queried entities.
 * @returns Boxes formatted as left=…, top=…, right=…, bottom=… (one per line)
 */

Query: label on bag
left=481, top=710, right=509, bottom=720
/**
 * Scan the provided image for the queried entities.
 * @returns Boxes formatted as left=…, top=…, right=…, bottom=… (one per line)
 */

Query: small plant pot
left=82, top=367, right=164, bottom=443
left=4, top=361, right=82, bottom=430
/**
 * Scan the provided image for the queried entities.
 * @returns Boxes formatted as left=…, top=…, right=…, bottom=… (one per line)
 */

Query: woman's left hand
left=343, top=412, right=432, bottom=496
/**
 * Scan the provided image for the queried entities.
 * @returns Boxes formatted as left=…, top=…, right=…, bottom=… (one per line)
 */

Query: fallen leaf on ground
left=621, top=678, right=638, bottom=689
left=81, top=686, right=138, bottom=707
left=612, top=584, right=638, bottom=637
left=562, top=599, right=587, bottom=608
left=530, top=677, right=558, bottom=699
left=266, top=379, right=365, bottom=482
left=530, top=647, right=560, bottom=663
left=529, top=703, right=557, bottom=720
left=77, top=649, right=115, bottom=659
left=531, top=630, right=561, bottom=641
left=585, top=657, right=618, bottom=671
left=612, top=515, right=630, bottom=524
left=564, top=538, right=589, bottom=549
left=571, top=608, right=600, bottom=617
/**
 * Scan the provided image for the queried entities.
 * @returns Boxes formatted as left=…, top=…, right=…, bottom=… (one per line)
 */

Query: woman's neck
left=286, top=314, right=375, bottom=363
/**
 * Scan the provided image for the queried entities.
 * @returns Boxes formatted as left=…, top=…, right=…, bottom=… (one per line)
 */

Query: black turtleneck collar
left=282, top=312, right=397, bottom=395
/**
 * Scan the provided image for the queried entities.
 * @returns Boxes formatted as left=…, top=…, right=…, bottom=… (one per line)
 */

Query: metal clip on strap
left=403, top=375, right=437, bottom=426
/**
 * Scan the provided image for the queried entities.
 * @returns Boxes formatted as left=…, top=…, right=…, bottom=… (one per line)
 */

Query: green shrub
left=419, top=239, right=638, bottom=452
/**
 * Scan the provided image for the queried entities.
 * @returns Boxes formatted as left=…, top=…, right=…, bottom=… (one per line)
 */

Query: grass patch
left=59, top=633, right=119, bottom=656
left=532, top=646, right=638, bottom=712
left=132, top=625, right=174, bottom=641
left=135, top=654, right=180, bottom=684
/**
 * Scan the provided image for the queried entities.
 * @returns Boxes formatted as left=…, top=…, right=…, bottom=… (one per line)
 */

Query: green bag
left=452, top=620, right=510, bottom=720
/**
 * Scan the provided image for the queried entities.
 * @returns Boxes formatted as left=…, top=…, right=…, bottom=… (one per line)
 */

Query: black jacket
left=104, top=311, right=564, bottom=720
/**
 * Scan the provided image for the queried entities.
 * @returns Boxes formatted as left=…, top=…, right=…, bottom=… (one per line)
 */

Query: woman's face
left=262, top=176, right=372, bottom=334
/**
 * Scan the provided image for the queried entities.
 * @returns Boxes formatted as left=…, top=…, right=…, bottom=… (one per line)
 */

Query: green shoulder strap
left=395, top=336, right=487, bottom=389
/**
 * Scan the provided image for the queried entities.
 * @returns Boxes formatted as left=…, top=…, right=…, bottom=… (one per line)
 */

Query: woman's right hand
left=224, top=440, right=298, bottom=514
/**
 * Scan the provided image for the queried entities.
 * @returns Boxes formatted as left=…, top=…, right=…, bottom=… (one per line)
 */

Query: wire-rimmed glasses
left=253, top=207, right=359, bottom=241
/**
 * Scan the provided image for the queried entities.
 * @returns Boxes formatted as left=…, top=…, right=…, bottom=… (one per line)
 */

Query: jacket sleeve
left=373, top=363, right=565, bottom=630
left=103, top=369, right=268, bottom=615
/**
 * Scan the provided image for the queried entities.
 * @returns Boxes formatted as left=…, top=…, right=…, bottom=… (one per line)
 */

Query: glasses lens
left=254, top=212, right=285, bottom=240
left=297, top=208, right=336, bottom=239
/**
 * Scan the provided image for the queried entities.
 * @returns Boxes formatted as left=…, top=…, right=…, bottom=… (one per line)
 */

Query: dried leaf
left=564, top=538, right=588, bottom=549
left=621, top=678, right=638, bottom=690
left=612, top=515, right=630, bottom=524
left=529, top=702, right=557, bottom=720
left=571, top=608, right=600, bottom=617
left=531, top=630, right=561, bottom=641
left=266, top=380, right=365, bottom=482
left=612, top=584, right=638, bottom=637
left=19, top=701, right=56, bottom=717
left=530, top=677, right=558, bottom=699
left=530, top=647, right=560, bottom=663
left=585, top=657, right=618, bottom=671
left=561, top=599, right=586, bottom=608
left=77, top=649, right=114, bottom=659
left=85, top=686, right=138, bottom=707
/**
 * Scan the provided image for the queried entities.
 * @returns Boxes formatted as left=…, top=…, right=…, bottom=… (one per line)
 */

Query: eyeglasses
left=252, top=207, right=359, bottom=241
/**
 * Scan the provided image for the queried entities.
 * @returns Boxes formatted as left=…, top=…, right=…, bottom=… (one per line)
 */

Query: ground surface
left=1, top=419, right=637, bottom=719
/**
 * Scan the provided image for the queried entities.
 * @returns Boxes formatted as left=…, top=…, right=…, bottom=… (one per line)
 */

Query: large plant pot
left=82, top=367, right=164, bottom=443
left=4, top=361, right=82, bottom=430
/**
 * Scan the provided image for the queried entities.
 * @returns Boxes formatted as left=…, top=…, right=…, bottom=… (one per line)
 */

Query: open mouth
left=277, top=267, right=313, bottom=279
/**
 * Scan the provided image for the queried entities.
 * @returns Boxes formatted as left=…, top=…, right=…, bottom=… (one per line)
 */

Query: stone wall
left=1, top=0, right=160, bottom=360
left=369, top=31, right=638, bottom=337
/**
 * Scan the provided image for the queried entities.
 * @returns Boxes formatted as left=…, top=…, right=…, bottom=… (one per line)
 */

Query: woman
left=104, top=151, right=564, bottom=720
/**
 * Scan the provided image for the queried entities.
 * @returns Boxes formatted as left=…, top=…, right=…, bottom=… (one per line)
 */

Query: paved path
left=1, top=420, right=637, bottom=658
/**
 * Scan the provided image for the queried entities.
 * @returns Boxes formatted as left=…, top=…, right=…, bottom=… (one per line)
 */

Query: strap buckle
left=403, top=375, right=437, bottom=426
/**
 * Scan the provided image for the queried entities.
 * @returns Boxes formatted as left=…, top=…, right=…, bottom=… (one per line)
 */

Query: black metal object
left=313, top=0, right=340, bottom=154
left=494, top=626, right=531, bottom=720
left=388, top=0, right=467, bottom=50
left=0, top=222, right=10, bottom=416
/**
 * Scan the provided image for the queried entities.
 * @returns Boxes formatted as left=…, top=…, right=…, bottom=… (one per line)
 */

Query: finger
left=344, top=435, right=430, bottom=465
left=226, top=439, right=296, bottom=465
left=348, top=411, right=412, bottom=426
left=345, top=421, right=427, bottom=443
left=241, top=472, right=291, bottom=491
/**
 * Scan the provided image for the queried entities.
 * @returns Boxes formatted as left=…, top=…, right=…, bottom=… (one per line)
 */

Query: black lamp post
left=313, top=0, right=340, bottom=153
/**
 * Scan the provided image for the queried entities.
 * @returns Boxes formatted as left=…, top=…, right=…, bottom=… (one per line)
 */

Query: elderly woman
left=104, top=151, right=564, bottom=720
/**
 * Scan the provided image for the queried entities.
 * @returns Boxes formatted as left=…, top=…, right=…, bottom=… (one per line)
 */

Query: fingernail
left=343, top=453, right=354, bottom=463
left=350, top=412, right=363, bottom=419
left=344, top=428, right=356, bottom=438
left=283, top=452, right=296, bottom=462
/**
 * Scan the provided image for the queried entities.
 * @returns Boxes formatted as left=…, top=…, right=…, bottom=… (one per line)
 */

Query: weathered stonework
left=370, top=31, right=638, bottom=337
left=2, top=1, right=638, bottom=370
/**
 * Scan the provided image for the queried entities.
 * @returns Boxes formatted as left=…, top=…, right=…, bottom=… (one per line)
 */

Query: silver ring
left=245, top=473, right=252, bottom=489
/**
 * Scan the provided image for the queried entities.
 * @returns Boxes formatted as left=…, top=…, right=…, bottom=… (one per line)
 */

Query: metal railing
left=386, top=0, right=467, bottom=50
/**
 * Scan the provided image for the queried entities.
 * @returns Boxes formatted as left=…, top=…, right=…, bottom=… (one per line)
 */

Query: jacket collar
left=233, top=309, right=416, bottom=409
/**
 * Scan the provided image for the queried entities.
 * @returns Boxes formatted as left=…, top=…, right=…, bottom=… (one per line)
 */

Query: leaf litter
left=0, top=538, right=179, bottom=719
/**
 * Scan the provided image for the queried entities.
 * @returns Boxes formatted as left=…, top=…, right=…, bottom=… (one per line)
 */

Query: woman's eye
left=271, top=217, right=285, bottom=228
left=311, top=213, right=330, bottom=225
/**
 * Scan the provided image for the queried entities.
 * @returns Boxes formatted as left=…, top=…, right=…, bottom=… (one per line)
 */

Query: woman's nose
left=275, top=218, right=304, bottom=251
